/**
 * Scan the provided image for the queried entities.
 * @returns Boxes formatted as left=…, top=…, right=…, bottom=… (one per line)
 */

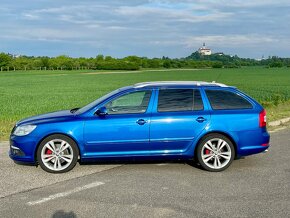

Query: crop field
left=0, top=67, right=290, bottom=140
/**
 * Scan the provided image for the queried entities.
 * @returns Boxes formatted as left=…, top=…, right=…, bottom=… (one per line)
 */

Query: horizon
left=1, top=0, right=289, bottom=59
left=5, top=51, right=287, bottom=60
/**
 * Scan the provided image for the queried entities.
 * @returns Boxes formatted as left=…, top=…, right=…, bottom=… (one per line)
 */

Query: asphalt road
left=0, top=129, right=289, bottom=218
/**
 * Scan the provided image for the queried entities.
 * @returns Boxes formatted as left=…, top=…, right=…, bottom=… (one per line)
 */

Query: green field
left=0, top=67, right=290, bottom=140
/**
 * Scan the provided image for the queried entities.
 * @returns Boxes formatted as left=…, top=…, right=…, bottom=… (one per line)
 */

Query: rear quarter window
left=205, top=90, right=253, bottom=110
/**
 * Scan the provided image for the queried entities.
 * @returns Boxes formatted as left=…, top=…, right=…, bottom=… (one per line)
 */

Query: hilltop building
left=198, top=43, right=212, bottom=55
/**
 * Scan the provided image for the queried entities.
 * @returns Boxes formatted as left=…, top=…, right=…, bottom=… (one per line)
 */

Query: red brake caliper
left=205, top=149, right=210, bottom=155
left=46, top=149, right=52, bottom=155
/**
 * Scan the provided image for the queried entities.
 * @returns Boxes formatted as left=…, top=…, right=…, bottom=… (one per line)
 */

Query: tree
left=212, top=61, right=223, bottom=68
left=54, top=55, right=74, bottom=70
left=12, top=56, right=32, bottom=70
left=0, top=53, right=12, bottom=68
left=147, top=59, right=161, bottom=68
left=124, top=56, right=142, bottom=67
left=96, top=55, right=104, bottom=61
left=163, top=60, right=171, bottom=68
left=105, top=56, right=114, bottom=61
left=40, top=57, right=50, bottom=69
left=269, top=61, right=283, bottom=68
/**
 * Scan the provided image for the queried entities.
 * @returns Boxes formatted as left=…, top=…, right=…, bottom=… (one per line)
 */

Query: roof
left=199, top=48, right=211, bottom=51
left=134, top=81, right=230, bottom=88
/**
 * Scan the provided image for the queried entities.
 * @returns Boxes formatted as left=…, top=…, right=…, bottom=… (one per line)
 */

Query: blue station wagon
left=10, top=81, right=270, bottom=173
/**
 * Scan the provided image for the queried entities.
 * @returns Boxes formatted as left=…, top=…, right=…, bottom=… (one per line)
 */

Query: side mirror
left=95, top=106, right=108, bottom=117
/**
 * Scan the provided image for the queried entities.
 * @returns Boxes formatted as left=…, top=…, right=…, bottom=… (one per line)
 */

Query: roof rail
left=134, top=81, right=228, bottom=88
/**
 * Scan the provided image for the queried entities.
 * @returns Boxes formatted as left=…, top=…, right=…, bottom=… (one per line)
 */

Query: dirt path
left=83, top=68, right=206, bottom=75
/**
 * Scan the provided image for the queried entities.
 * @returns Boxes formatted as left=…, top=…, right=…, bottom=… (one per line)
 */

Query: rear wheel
left=196, top=134, right=235, bottom=172
left=37, top=134, right=78, bottom=173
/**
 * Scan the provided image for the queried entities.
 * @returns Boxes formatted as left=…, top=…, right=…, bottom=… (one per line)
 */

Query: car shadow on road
left=79, top=159, right=205, bottom=171
left=52, top=210, right=77, bottom=218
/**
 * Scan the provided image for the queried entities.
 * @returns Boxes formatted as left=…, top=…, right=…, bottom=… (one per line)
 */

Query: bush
left=212, top=62, right=223, bottom=68
left=96, top=61, right=139, bottom=70
left=269, top=61, right=283, bottom=68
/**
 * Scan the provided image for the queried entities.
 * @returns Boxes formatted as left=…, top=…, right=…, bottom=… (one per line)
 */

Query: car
left=9, top=81, right=270, bottom=173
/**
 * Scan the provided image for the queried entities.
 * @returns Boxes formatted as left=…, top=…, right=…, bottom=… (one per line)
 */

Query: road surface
left=0, top=129, right=289, bottom=217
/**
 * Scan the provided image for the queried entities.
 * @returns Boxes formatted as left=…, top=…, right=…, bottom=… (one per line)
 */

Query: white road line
left=27, top=181, right=104, bottom=206
left=156, top=163, right=168, bottom=166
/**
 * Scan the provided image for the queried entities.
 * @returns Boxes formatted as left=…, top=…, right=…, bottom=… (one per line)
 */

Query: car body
left=10, top=81, right=270, bottom=173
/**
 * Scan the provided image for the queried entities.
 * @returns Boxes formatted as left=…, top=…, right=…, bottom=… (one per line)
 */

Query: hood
left=16, top=110, right=75, bottom=126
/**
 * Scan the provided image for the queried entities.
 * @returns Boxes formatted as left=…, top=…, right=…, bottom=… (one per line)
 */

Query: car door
left=149, top=88, right=210, bottom=154
left=83, top=89, right=154, bottom=156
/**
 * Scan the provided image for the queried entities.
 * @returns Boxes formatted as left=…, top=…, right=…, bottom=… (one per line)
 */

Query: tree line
left=0, top=52, right=289, bottom=71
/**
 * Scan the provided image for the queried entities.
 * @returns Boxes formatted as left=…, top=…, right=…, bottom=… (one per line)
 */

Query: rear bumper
left=236, top=128, right=270, bottom=157
left=238, top=144, right=270, bottom=156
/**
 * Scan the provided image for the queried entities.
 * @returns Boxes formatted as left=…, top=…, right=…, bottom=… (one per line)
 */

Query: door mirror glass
left=95, top=106, right=108, bottom=117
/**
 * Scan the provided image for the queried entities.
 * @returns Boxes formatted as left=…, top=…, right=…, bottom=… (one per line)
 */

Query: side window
left=205, top=90, right=253, bottom=110
left=105, top=90, right=151, bottom=114
left=158, top=89, right=204, bottom=112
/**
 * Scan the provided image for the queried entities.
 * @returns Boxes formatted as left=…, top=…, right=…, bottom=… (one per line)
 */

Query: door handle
left=136, top=119, right=147, bottom=125
left=196, top=117, right=206, bottom=123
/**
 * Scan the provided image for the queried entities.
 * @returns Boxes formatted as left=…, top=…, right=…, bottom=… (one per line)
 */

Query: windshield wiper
left=70, top=107, right=80, bottom=114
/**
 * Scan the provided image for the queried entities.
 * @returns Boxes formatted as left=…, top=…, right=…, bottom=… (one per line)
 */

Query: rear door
left=149, top=88, right=210, bottom=154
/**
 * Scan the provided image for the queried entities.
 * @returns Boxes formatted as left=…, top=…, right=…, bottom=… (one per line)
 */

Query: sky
left=0, top=0, right=289, bottom=59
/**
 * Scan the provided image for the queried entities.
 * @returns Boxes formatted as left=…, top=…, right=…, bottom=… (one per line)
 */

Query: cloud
left=0, top=0, right=289, bottom=58
left=185, top=35, right=278, bottom=47
left=22, top=13, right=40, bottom=20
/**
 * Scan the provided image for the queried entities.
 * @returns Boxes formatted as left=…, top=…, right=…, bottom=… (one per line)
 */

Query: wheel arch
left=194, top=131, right=238, bottom=158
left=34, top=132, right=81, bottom=164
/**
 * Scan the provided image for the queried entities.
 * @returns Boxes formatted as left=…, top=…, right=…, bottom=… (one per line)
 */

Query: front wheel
left=196, top=134, right=235, bottom=172
left=37, top=134, right=79, bottom=173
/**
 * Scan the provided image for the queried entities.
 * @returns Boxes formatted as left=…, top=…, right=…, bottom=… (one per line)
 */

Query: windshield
left=76, top=89, right=121, bottom=114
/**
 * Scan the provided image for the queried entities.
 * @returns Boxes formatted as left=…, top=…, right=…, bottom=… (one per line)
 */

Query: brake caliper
left=46, top=149, right=52, bottom=155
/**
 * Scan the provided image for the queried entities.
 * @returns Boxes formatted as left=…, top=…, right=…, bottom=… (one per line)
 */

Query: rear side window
left=205, top=90, right=253, bottom=110
left=158, top=89, right=204, bottom=112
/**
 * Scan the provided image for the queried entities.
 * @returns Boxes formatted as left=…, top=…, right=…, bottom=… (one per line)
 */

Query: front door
left=83, top=89, right=153, bottom=157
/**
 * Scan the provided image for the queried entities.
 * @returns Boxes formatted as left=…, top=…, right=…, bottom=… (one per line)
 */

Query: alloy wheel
left=40, top=139, right=74, bottom=171
left=201, top=138, right=232, bottom=170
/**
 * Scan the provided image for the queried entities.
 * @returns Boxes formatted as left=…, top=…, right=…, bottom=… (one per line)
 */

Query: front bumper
left=10, top=145, right=25, bottom=156
left=9, top=135, right=38, bottom=164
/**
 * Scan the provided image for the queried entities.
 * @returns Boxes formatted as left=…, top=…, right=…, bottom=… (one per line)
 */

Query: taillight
left=259, top=109, right=267, bottom=127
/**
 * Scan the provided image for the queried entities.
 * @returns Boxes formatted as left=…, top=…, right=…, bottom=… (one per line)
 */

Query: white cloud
left=22, top=13, right=40, bottom=20
left=0, top=0, right=289, bottom=58
left=185, top=35, right=279, bottom=48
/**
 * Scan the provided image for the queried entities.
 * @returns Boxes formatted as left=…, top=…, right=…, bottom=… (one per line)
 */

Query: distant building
left=11, top=54, right=21, bottom=58
left=216, top=52, right=224, bottom=56
left=198, top=43, right=212, bottom=55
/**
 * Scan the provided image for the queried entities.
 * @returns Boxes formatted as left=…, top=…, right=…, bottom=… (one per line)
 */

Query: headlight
left=13, top=125, right=37, bottom=136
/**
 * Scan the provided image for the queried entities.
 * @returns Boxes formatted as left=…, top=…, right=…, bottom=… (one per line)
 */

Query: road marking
left=156, top=163, right=168, bottom=166
left=27, top=181, right=104, bottom=206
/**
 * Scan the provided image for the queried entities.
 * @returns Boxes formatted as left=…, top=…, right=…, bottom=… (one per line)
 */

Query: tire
left=37, top=134, right=79, bottom=173
left=196, top=134, right=235, bottom=172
